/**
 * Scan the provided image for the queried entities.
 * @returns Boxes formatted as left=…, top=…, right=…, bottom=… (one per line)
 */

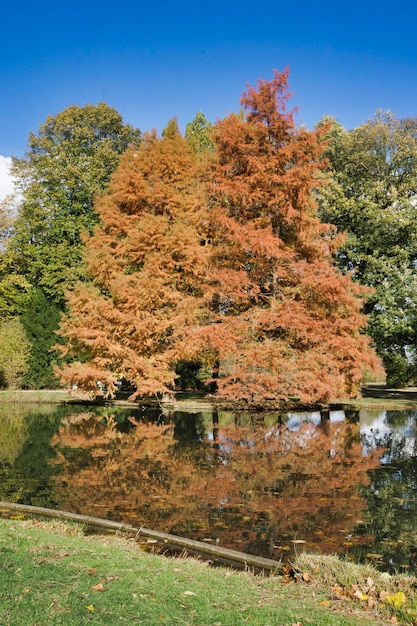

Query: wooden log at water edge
left=0, top=501, right=283, bottom=574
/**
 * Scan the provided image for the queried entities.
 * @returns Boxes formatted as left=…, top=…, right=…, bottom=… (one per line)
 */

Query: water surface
left=1, top=401, right=417, bottom=573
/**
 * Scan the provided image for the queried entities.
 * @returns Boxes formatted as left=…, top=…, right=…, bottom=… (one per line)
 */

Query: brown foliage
left=57, top=69, right=382, bottom=405
left=193, top=68, right=382, bottom=404
left=57, top=126, right=209, bottom=398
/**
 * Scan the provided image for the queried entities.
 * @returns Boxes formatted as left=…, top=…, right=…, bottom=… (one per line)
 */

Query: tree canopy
left=185, top=112, right=214, bottom=153
left=0, top=198, right=31, bottom=318
left=9, top=102, right=141, bottom=305
left=57, top=70, right=381, bottom=406
left=317, top=112, right=417, bottom=386
left=0, top=317, right=31, bottom=389
left=57, top=123, right=209, bottom=398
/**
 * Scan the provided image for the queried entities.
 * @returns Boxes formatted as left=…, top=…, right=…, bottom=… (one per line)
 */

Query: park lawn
left=0, top=518, right=413, bottom=625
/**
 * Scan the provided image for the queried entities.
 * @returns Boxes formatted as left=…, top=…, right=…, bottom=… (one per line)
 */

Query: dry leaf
left=91, top=582, right=106, bottom=592
left=183, top=591, right=197, bottom=597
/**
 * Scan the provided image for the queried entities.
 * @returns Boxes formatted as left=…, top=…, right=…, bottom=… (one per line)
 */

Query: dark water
left=1, top=401, right=417, bottom=573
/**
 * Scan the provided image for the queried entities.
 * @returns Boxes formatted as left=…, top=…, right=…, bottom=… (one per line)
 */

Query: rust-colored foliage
left=194, top=68, right=382, bottom=405
left=57, top=69, right=382, bottom=405
left=57, top=124, right=209, bottom=398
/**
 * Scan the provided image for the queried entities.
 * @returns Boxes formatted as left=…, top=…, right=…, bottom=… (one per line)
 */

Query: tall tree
left=58, top=70, right=381, bottom=406
left=57, top=122, right=209, bottom=398
left=316, top=112, right=417, bottom=386
left=193, top=69, right=381, bottom=405
left=10, top=102, right=141, bottom=305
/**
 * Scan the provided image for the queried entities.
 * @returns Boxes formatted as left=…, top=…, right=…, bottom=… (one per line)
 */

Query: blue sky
left=1, top=0, right=417, bottom=196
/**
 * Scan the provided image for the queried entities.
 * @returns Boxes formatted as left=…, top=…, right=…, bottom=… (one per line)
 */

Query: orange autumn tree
left=58, top=69, right=381, bottom=405
left=194, top=68, right=382, bottom=405
left=57, top=122, right=209, bottom=398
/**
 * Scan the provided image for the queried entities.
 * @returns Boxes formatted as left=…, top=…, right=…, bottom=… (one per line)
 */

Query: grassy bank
left=3, top=386, right=417, bottom=412
left=0, top=389, right=74, bottom=404
left=0, top=518, right=415, bottom=625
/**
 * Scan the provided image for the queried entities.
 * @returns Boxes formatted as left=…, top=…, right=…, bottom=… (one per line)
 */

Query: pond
left=1, top=400, right=417, bottom=574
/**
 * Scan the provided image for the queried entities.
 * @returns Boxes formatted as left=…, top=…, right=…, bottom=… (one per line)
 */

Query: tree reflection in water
left=352, top=410, right=417, bottom=573
left=49, top=408, right=382, bottom=563
left=6, top=404, right=417, bottom=571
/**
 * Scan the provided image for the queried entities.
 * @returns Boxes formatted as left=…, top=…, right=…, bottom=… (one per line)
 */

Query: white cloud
left=0, top=156, right=15, bottom=201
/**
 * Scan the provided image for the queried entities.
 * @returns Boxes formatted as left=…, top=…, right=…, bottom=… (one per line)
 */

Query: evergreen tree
left=20, top=289, right=62, bottom=389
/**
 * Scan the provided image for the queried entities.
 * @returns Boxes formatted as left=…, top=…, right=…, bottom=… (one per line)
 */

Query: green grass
left=0, top=519, right=410, bottom=625
left=0, top=389, right=73, bottom=404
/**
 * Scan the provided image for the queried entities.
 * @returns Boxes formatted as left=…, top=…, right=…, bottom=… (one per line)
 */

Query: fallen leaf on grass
left=86, top=568, right=97, bottom=575
left=183, top=591, right=197, bottom=597
left=386, top=591, right=406, bottom=608
left=91, top=582, right=106, bottom=592
left=85, top=605, right=95, bottom=612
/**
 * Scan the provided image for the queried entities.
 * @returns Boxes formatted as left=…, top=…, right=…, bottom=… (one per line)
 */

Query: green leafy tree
left=10, top=102, right=141, bottom=305
left=0, top=197, right=32, bottom=318
left=317, top=112, right=417, bottom=386
left=185, top=112, right=214, bottom=153
left=0, top=317, right=31, bottom=388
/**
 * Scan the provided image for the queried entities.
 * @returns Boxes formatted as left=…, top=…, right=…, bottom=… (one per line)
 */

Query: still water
left=1, top=401, right=417, bottom=573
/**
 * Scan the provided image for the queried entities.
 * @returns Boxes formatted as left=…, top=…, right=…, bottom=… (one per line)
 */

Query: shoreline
left=2, top=385, right=417, bottom=412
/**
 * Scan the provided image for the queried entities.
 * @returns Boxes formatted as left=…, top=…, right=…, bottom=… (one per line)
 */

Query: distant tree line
left=1, top=67, right=416, bottom=404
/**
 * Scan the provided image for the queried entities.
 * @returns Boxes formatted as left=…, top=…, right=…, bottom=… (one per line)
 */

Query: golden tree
left=57, top=123, right=209, bottom=398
